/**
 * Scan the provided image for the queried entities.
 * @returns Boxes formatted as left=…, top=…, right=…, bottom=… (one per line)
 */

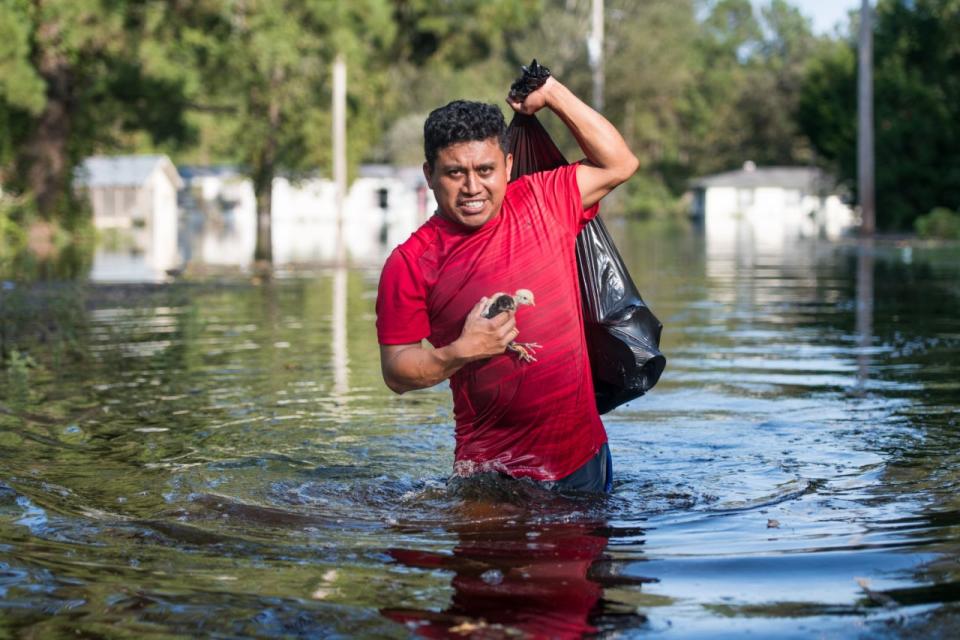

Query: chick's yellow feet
left=508, top=341, right=542, bottom=363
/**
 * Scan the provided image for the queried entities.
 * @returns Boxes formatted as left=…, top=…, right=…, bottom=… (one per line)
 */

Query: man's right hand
left=454, top=296, right=519, bottom=361
left=379, top=297, right=518, bottom=395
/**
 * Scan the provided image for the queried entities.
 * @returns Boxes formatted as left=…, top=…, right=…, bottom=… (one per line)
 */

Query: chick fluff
left=480, top=289, right=541, bottom=362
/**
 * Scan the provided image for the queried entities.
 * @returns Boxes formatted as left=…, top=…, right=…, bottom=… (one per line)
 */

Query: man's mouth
left=458, top=199, right=486, bottom=213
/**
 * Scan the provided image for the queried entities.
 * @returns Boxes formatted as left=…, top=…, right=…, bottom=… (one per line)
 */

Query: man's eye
left=448, top=170, right=463, bottom=177
left=478, top=167, right=493, bottom=176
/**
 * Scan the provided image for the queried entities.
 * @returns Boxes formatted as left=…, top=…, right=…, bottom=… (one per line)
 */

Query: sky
left=770, top=0, right=863, bottom=35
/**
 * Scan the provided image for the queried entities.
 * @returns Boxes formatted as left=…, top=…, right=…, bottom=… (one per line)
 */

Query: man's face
left=424, top=138, right=513, bottom=230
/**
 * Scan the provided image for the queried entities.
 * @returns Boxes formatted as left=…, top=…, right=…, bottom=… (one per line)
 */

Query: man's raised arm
left=380, top=298, right=518, bottom=394
left=507, top=77, right=639, bottom=209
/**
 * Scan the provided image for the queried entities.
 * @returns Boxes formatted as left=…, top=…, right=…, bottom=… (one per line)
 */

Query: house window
left=737, top=188, right=754, bottom=209
left=693, top=190, right=705, bottom=218
left=122, top=187, right=138, bottom=216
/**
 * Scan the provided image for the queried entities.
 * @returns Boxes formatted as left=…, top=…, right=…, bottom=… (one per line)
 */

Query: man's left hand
left=507, top=76, right=556, bottom=115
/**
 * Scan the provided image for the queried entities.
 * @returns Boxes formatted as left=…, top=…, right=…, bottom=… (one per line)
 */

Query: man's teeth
left=460, top=200, right=484, bottom=211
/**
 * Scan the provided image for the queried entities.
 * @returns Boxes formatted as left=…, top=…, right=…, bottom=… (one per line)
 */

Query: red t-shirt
left=376, top=163, right=606, bottom=481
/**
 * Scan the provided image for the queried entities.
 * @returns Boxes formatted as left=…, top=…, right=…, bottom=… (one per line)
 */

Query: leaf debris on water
left=856, top=577, right=899, bottom=608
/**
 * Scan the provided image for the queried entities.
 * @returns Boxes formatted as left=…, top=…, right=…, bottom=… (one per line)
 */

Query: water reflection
left=3, top=224, right=960, bottom=637
left=331, top=265, right=349, bottom=400
left=856, top=238, right=875, bottom=390
left=382, top=482, right=650, bottom=638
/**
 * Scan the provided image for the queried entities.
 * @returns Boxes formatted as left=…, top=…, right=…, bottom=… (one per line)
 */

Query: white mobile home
left=77, top=155, right=183, bottom=280
left=179, top=165, right=432, bottom=267
left=691, top=163, right=856, bottom=254
left=178, top=166, right=257, bottom=267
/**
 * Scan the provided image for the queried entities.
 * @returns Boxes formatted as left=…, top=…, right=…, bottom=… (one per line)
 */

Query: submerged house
left=348, top=164, right=433, bottom=258
left=179, top=164, right=431, bottom=267
left=178, top=165, right=257, bottom=267
left=77, top=154, right=183, bottom=280
left=74, top=155, right=432, bottom=278
left=690, top=163, right=856, bottom=252
left=270, top=164, right=431, bottom=264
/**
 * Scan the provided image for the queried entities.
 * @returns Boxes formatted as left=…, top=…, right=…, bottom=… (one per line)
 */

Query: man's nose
left=461, top=171, right=479, bottom=193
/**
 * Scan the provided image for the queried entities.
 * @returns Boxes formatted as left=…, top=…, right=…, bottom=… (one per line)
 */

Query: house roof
left=77, top=155, right=184, bottom=189
left=359, top=164, right=395, bottom=179
left=691, top=165, right=835, bottom=191
left=358, top=164, right=428, bottom=189
left=178, top=165, right=244, bottom=181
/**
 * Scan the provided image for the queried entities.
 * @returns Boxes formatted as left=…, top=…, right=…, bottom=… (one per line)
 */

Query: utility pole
left=332, top=53, right=348, bottom=265
left=858, top=0, right=875, bottom=235
left=588, top=0, right=604, bottom=112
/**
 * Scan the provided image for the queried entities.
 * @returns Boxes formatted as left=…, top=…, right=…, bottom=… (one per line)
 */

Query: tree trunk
left=252, top=71, right=283, bottom=266
left=19, top=18, right=73, bottom=217
left=253, top=162, right=274, bottom=264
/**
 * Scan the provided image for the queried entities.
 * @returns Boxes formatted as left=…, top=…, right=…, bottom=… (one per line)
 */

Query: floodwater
left=1, top=223, right=959, bottom=638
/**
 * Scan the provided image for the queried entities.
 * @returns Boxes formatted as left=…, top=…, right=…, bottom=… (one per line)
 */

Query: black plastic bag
left=507, top=61, right=666, bottom=414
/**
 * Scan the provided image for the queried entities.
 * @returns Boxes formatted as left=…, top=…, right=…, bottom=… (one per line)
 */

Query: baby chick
left=481, top=289, right=541, bottom=362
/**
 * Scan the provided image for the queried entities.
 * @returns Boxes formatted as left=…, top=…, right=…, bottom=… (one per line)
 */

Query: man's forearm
left=381, top=342, right=470, bottom=394
left=381, top=298, right=518, bottom=394
left=544, top=79, right=640, bottom=188
left=544, top=80, right=637, bottom=180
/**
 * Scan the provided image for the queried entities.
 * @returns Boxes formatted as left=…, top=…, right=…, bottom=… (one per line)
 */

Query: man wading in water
left=376, top=76, right=638, bottom=493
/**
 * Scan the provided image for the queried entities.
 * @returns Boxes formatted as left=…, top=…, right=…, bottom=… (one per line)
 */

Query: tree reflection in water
left=382, top=477, right=653, bottom=638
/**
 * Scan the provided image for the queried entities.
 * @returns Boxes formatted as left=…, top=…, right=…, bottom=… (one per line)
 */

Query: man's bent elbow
left=615, top=153, right=640, bottom=185
left=382, top=372, right=412, bottom=395
left=599, top=153, right=640, bottom=190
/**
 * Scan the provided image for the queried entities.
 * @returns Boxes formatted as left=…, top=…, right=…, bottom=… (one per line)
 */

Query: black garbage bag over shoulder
left=574, top=216, right=666, bottom=413
left=506, top=61, right=666, bottom=414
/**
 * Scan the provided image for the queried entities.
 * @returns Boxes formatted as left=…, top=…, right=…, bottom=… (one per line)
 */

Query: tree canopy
left=800, top=0, right=960, bottom=230
left=1, top=0, right=958, bottom=237
left=0, top=1, right=201, bottom=218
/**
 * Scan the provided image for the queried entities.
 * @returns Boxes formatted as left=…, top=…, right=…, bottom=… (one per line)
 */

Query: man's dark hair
left=423, top=100, right=508, bottom=170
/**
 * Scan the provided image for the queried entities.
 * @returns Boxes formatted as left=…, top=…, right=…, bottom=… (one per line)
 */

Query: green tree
left=600, top=0, right=701, bottom=213
left=194, top=0, right=396, bottom=264
left=0, top=1, right=196, bottom=218
left=797, top=40, right=857, bottom=196
left=800, top=0, right=960, bottom=230
left=379, top=0, right=541, bottom=123
left=0, top=1, right=45, bottom=182
left=683, top=0, right=818, bottom=177
left=483, top=0, right=702, bottom=215
left=733, top=0, right=818, bottom=165
left=433, top=0, right=820, bottom=217
left=390, top=0, right=539, bottom=70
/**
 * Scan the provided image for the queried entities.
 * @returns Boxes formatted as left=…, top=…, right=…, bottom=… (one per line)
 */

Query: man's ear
left=422, top=161, right=433, bottom=186
left=505, top=152, right=513, bottom=180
